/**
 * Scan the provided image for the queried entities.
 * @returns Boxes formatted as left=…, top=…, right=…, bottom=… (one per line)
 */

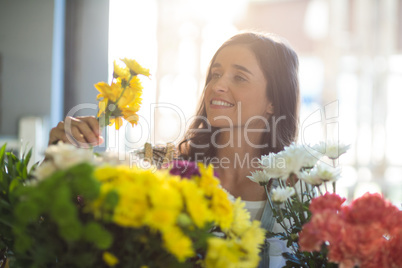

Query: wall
left=0, top=0, right=55, bottom=137
left=64, top=0, right=109, bottom=119
left=0, top=0, right=109, bottom=140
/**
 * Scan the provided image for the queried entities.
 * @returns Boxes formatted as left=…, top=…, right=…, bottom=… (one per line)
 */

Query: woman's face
left=204, top=45, right=273, bottom=129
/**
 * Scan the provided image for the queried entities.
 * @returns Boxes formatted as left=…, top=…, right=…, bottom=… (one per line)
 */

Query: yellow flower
left=113, top=60, right=130, bottom=81
left=162, top=227, right=194, bottom=262
left=210, top=187, right=233, bottom=230
left=109, top=117, right=124, bottom=130
left=93, top=166, right=119, bottom=182
left=95, top=58, right=148, bottom=129
left=148, top=181, right=183, bottom=210
left=238, top=221, right=265, bottom=266
left=180, top=180, right=211, bottom=228
left=95, top=81, right=121, bottom=102
left=121, top=109, right=140, bottom=126
left=117, top=76, right=143, bottom=107
left=121, top=58, right=150, bottom=77
left=205, top=238, right=242, bottom=267
left=102, top=251, right=119, bottom=267
left=97, top=99, right=108, bottom=117
left=144, top=208, right=178, bottom=231
left=197, top=163, right=220, bottom=197
left=229, top=198, right=252, bottom=236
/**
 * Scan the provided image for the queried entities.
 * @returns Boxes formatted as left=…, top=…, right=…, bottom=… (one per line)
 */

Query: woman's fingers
left=67, top=117, right=99, bottom=146
left=48, top=124, right=70, bottom=145
left=48, top=116, right=104, bottom=147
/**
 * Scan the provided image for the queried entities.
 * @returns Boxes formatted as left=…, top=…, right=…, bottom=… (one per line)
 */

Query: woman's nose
left=212, top=76, right=229, bottom=93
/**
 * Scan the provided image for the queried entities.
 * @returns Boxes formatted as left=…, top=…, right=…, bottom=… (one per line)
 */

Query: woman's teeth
left=211, top=100, right=234, bottom=107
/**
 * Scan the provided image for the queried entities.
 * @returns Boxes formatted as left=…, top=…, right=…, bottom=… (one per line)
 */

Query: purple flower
left=169, top=160, right=201, bottom=179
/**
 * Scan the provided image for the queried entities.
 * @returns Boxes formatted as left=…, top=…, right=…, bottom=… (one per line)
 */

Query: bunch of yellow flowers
left=90, top=162, right=265, bottom=267
left=95, top=58, right=150, bottom=130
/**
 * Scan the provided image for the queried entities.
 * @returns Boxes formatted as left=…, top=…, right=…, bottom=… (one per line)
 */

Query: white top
left=243, top=200, right=266, bottom=221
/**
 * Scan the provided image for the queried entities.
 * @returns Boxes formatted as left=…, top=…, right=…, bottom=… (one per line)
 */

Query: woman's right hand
left=48, top=116, right=104, bottom=148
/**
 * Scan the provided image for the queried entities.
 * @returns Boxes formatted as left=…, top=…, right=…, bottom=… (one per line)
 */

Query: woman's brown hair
left=178, top=32, right=300, bottom=162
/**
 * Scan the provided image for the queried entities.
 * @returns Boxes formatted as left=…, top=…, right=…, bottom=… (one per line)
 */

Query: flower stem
left=332, top=159, right=337, bottom=194
left=264, top=184, right=290, bottom=235
left=317, top=185, right=323, bottom=196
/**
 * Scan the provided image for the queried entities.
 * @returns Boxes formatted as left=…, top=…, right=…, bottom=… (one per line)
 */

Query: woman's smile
left=210, top=98, right=235, bottom=108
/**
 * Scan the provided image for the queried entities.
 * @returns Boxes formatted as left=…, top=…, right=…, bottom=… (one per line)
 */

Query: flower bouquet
left=248, top=142, right=402, bottom=268
left=0, top=142, right=265, bottom=268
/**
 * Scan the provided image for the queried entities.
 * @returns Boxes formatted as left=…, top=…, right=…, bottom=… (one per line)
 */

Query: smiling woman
left=179, top=32, right=299, bottom=161
left=178, top=31, right=300, bottom=267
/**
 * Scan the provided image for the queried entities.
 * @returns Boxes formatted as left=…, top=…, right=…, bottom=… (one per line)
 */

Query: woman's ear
left=266, top=102, right=274, bottom=115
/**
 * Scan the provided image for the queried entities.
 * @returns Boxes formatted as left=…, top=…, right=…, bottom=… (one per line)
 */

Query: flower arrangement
left=248, top=142, right=402, bottom=268
left=0, top=143, right=265, bottom=267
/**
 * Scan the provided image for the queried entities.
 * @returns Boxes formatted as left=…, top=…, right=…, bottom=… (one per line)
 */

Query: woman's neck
left=214, top=128, right=267, bottom=201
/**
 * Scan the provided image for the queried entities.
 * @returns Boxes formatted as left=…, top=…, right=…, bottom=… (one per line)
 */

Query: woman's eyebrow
left=233, top=64, right=253, bottom=75
left=211, top=62, right=221, bottom=69
left=211, top=62, right=253, bottom=75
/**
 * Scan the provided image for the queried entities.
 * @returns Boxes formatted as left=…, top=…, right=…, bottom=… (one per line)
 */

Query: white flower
left=298, top=169, right=322, bottom=186
left=271, top=187, right=296, bottom=203
left=257, top=143, right=321, bottom=182
left=94, top=151, right=131, bottom=166
left=45, top=141, right=94, bottom=170
left=275, top=143, right=310, bottom=179
left=247, top=170, right=270, bottom=186
left=310, top=162, right=341, bottom=182
left=301, top=147, right=320, bottom=168
left=32, top=161, right=57, bottom=180
left=259, top=153, right=287, bottom=180
left=259, top=153, right=277, bottom=168
left=314, top=141, right=350, bottom=160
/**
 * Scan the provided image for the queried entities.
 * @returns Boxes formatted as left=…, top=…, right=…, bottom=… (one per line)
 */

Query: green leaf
left=23, top=149, right=32, bottom=167
left=14, top=201, right=40, bottom=224
left=9, top=177, right=22, bottom=193
left=58, top=220, right=82, bottom=241
left=13, top=228, right=33, bottom=253
left=104, top=190, right=119, bottom=210
left=83, top=222, right=113, bottom=249
left=68, top=163, right=94, bottom=178
left=0, top=144, right=6, bottom=165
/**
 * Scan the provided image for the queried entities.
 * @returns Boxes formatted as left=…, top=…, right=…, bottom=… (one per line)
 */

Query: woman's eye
left=211, top=72, right=221, bottom=79
left=234, top=75, right=246, bottom=82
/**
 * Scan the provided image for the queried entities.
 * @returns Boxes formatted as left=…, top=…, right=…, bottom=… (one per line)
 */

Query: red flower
left=385, top=230, right=402, bottom=268
left=299, top=192, right=402, bottom=267
left=384, top=209, right=402, bottom=235
left=343, top=193, right=394, bottom=225
left=309, top=193, right=346, bottom=214
left=299, top=210, right=342, bottom=252
left=298, top=224, right=322, bottom=251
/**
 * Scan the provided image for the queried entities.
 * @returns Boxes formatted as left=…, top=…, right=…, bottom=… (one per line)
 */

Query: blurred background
left=0, top=0, right=401, bottom=205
